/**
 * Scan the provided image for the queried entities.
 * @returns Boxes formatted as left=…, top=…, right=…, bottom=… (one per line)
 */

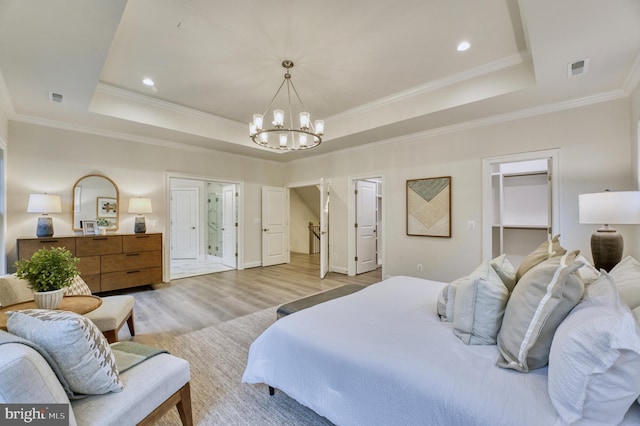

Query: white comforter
left=243, top=276, right=640, bottom=426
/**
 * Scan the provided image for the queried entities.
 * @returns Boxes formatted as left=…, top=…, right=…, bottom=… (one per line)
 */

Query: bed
left=243, top=275, right=640, bottom=426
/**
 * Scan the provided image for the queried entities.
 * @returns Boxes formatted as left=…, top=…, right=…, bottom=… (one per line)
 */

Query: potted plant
left=96, top=218, right=110, bottom=235
left=15, top=247, right=80, bottom=309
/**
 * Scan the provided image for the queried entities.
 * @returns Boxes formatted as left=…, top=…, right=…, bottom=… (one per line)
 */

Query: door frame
left=481, top=149, right=560, bottom=262
left=348, top=173, right=385, bottom=277
left=288, top=179, right=331, bottom=277
left=165, top=171, right=244, bottom=281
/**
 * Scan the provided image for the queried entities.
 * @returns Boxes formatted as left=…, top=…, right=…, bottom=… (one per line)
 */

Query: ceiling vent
left=568, top=58, right=589, bottom=78
left=48, top=91, right=64, bottom=103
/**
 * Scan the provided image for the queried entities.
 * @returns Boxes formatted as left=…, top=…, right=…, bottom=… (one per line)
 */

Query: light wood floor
left=122, top=253, right=382, bottom=343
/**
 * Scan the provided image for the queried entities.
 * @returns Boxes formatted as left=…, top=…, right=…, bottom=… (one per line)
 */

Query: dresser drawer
left=76, top=236, right=122, bottom=256
left=101, top=267, right=162, bottom=291
left=18, top=237, right=76, bottom=259
left=101, top=251, right=162, bottom=273
left=77, top=256, right=101, bottom=275
left=122, top=234, right=162, bottom=253
left=81, top=274, right=101, bottom=293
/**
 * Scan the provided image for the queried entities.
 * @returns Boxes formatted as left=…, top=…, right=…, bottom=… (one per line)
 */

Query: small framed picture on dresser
left=82, top=220, right=97, bottom=236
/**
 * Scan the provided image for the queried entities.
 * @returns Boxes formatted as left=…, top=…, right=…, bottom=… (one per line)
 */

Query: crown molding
left=94, top=83, right=246, bottom=130
left=10, top=113, right=281, bottom=165
left=329, top=51, right=532, bottom=120
left=291, top=89, right=626, bottom=164
left=623, top=51, right=640, bottom=95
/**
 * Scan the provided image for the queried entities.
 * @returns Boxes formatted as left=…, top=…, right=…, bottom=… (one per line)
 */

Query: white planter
left=97, top=227, right=107, bottom=235
left=34, top=288, right=65, bottom=309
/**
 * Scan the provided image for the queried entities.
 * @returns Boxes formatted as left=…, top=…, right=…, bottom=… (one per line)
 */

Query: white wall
left=6, top=121, right=285, bottom=272
left=286, top=99, right=635, bottom=282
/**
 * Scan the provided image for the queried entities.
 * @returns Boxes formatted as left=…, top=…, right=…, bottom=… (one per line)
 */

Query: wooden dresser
left=16, top=233, right=163, bottom=293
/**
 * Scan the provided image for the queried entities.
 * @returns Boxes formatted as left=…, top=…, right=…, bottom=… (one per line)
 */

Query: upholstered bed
left=243, top=274, right=640, bottom=425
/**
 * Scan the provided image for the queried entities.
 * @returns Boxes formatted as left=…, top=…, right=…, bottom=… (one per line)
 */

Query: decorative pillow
left=515, top=234, right=567, bottom=282
left=497, top=251, right=584, bottom=372
left=489, top=254, right=516, bottom=292
left=65, top=275, right=93, bottom=296
left=0, top=274, right=34, bottom=306
left=6, top=309, right=123, bottom=395
left=436, top=278, right=460, bottom=322
left=548, top=273, right=640, bottom=425
left=438, top=254, right=515, bottom=322
left=452, top=261, right=509, bottom=345
left=609, top=256, right=640, bottom=310
left=576, top=254, right=600, bottom=285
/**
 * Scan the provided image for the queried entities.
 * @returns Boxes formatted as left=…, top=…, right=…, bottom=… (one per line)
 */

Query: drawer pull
left=126, top=253, right=140, bottom=257
left=135, top=236, right=150, bottom=239
left=126, top=270, right=141, bottom=274
left=39, top=240, right=59, bottom=243
left=92, top=237, right=109, bottom=241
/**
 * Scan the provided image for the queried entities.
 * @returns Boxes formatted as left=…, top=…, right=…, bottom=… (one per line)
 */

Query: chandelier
left=249, top=60, right=324, bottom=150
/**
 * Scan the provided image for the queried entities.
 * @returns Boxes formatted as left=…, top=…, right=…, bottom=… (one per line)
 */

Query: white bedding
left=242, top=276, right=640, bottom=425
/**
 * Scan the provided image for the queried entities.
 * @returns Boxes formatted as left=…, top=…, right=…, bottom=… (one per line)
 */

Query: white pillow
left=452, top=261, right=509, bottom=345
left=497, top=251, right=584, bottom=372
left=7, top=309, right=123, bottom=396
left=576, top=254, right=600, bottom=285
left=65, top=275, right=93, bottom=296
left=438, top=254, right=515, bottom=322
left=609, top=256, right=640, bottom=309
left=548, top=273, right=640, bottom=425
left=490, top=254, right=516, bottom=292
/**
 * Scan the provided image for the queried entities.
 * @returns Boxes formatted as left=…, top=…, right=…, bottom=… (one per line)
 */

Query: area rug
left=151, top=307, right=333, bottom=425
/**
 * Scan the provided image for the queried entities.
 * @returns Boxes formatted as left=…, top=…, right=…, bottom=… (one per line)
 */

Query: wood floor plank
left=120, top=253, right=382, bottom=344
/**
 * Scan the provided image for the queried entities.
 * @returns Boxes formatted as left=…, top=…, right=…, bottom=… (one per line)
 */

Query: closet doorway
left=168, top=175, right=240, bottom=280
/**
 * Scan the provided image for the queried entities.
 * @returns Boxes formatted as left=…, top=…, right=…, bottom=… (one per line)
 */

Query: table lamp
left=128, top=197, right=152, bottom=233
left=27, top=193, right=62, bottom=237
left=578, top=190, right=640, bottom=271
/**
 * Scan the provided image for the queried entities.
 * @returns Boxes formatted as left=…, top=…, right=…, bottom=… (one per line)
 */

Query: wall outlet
left=417, top=264, right=422, bottom=272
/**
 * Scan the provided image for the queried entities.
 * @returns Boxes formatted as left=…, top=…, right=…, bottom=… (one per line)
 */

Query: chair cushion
left=85, top=296, right=134, bottom=331
left=0, top=274, right=34, bottom=306
left=71, top=353, right=190, bottom=426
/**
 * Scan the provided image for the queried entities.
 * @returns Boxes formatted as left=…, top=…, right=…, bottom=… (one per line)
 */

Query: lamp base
left=134, top=216, right=147, bottom=234
left=36, top=216, right=54, bottom=238
left=591, top=229, right=623, bottom=272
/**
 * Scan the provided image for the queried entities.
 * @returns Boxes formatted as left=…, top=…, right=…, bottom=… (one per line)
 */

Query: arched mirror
left=72, top=174, right=119, bottom=231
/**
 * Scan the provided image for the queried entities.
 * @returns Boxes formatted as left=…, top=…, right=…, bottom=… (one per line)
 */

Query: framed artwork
left=97, top=197, right=117, bottom=218
left=83, top=220, right=97, bottom=236
left=406, top=176, right=451, bottom=237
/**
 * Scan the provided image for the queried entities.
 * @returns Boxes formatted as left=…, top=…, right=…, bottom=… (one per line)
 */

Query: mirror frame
left=72, top=174, right=120, bottom=231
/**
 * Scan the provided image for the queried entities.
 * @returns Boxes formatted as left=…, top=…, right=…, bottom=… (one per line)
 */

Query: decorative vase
left=98, top=227, right=107, bottom=235
left=33, top=288, right=65, bottom=309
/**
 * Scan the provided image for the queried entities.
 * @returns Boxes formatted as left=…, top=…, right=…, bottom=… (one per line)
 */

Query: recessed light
left=142, top=77, right=155, bottom=86
left=457, top=41, right=471, bottom=52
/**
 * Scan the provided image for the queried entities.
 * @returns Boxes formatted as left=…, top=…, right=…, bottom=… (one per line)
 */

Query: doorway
left=288, top=179, right=330, bottom=278
left=168, top=176, right=239, bottom=279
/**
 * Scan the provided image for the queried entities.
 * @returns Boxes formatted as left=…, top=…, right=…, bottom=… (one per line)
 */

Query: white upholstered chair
left=0, top=274, right=135, bottom=343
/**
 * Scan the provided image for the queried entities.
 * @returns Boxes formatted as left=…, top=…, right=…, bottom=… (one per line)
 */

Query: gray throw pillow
left=7, top=309, right=123, bottom=395
left=497, top=251, right=584, bottom=372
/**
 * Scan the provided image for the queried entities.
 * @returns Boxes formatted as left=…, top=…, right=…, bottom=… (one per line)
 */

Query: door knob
left=191, top=227, right=196, bottom=229
left=263, top=228, right=269, bottom=232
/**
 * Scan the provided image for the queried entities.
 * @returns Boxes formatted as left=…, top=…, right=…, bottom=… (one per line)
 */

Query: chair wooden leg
left=126, top=311, right=135, bottom=336
left=103, top=329, right=118, bottom=343
left=176, top=382, right=193, bottom=426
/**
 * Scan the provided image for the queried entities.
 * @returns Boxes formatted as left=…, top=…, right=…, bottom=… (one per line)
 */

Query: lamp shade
left=579, top=191, right=640, bottom=224
left=128, top=197, right=152, bottom=214
left=27, top=194, right=62, bottom=214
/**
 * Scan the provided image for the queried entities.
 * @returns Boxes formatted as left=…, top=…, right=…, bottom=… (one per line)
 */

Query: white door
left=222, top=184, right=236, bottom=268
left=356, top=180, right=377, bottom=274
left=320, top=179, right=330, bottom=279
left=262, top=186, right=288, bottom=267
left=171, top=188, right=198, bottom=259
